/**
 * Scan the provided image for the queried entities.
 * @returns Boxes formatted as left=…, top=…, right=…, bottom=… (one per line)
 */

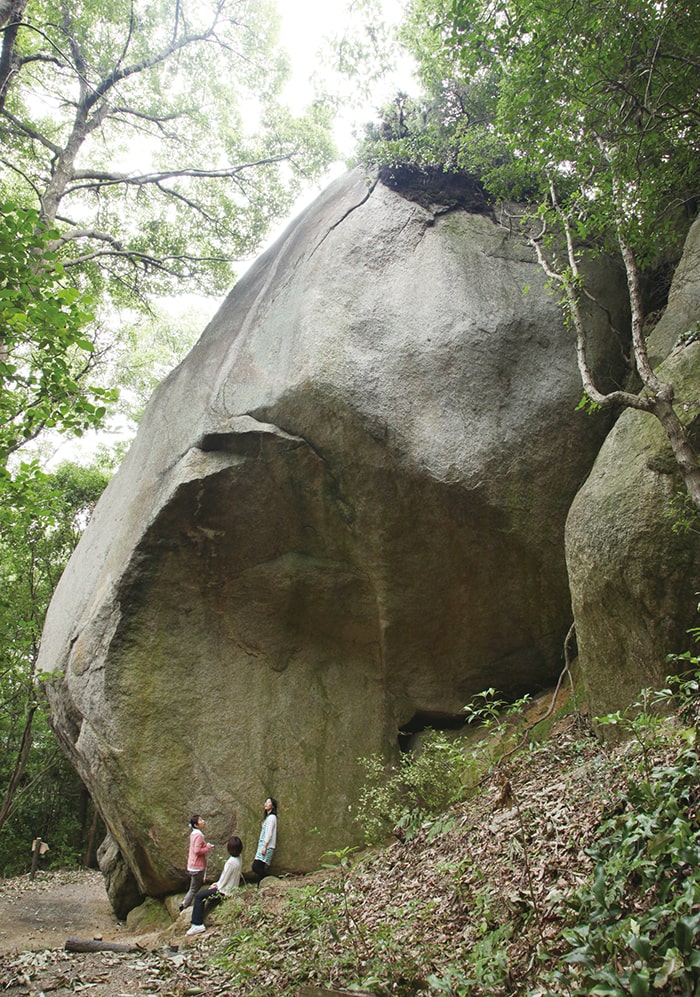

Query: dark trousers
left=191, top=886, right=223, bottom=926
left=181, top=869, right=205, bottom=909
left=252, top=859, right=269, bottom=884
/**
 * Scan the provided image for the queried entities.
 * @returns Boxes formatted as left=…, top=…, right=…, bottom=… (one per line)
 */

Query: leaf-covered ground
left=0, top=704, right=695, bottom=996
left=0, top=869, right=243, bottom=995
left=209, top=713, right=639, bottom=995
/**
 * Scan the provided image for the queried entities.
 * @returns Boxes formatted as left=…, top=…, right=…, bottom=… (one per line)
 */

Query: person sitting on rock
left=186, top=835, right=243, bottom=936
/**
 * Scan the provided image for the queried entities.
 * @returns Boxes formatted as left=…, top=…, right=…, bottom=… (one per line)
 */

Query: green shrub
left=354, top=690, right=531, bottom=844
left=531, top=675, right=700, bottom=996
left=426, top=923, right=513, bottom=995
left=353, top=729, right=472, bottom=845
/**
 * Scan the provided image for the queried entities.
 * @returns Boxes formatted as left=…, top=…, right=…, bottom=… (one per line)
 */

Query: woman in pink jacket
left=179, top=814, right=214, bottom=911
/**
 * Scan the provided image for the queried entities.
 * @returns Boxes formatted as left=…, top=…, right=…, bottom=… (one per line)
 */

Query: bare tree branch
left=61, top=247, right=231, bottom=271
left=46, top=227, right=125, bottom=252
left=0, top=154, right=43, bottom=200
left=1, top=107, right=63, bottom=154
left=69, top=155, right=293, bottom=186
left=0, top=0, right=332, bottom=299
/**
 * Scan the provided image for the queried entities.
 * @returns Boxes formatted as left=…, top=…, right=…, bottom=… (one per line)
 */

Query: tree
left=90, top=299, right=209, bottom=440
left=363, top=0, right=700, bottom=508
left=0, top=199, right=115, bottom=468
left=0, top=458, right=112, bottom=868
left=0, top=0, right=337, bottom=494
left=0, top=0, right=336, bottom=303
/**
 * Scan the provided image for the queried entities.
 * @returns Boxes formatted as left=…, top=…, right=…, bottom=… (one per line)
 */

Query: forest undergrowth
left=203, top=670, right=700, bottom=997
left=3, top=671, right=699, bottom=997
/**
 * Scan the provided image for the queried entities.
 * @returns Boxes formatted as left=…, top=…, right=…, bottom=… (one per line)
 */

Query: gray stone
left=40, top=168, right=629, bottom=907
left=97, top=833, right=143, bottom=920
left=125, top=896, right=171, bottom=933
left=566, top=216, right=700, bottom=719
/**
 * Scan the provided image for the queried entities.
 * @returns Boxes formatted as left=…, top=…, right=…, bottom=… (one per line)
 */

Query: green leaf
left=627, top=970, right=650, bottom=997
left=628, top=935, right=652, bottom=961
left=653, top=948, right=685, bottom=988
left=675, top=914, right=700, bottom=953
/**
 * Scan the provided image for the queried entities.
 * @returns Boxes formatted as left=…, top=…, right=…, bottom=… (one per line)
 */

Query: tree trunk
left=0, top=0, right=27, bottom=109
left=83, top=800, right=100, bottom=867
left=652, top=395, right=700, bottom=509
left=615, top=209, right=700, bottom=511
left=29, top=837, right=43, bottom=881
left=542, top=176, right=700, bottom=514
left=0, top=701, right=36, bottom=832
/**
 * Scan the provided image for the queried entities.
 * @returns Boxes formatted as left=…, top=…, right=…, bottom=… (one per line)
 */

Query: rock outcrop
left=38, top=168, right=629, bottom=910
left=566, top=216, right=700, bottom=718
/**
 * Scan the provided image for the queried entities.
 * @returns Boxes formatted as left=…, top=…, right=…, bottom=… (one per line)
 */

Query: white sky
left=274, top=0, right=416, bottom=213
left=279, top=0, right=414, bottom=116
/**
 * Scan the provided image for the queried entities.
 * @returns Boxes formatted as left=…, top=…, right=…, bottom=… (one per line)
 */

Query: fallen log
left=65, top=937, right=143, bottom=953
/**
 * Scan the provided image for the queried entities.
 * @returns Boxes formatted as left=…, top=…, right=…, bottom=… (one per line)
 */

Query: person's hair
left=189, top=814, right=201, bottom=828
left=227, top=835, right=243, bottom=857
left=265, top=798, right=278, bottom=817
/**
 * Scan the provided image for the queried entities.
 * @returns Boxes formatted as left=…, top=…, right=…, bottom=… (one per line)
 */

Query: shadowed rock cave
left=398, top=709, right=469, bottom=752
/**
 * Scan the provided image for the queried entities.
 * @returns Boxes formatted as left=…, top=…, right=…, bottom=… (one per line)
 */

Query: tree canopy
left=0, top=458, right=113, bottom=867
left=0, top=0, right=338, bottom=479
left=0, top=0, right=336, bottom=303
left=396, top=0, right=700, bottom=260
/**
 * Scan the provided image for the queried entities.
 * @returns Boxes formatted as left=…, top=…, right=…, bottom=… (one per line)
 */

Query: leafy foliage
left=353, top=733, right=465, bottom=846
left=533, top=724, right=700, bottom=993
left=384, top=0, right=700, bottom=249
left=0, top=458, right=113, bottom=870
left=0, top=200, right=114, bottom=466
left=353, top=690, right=531, bottom=845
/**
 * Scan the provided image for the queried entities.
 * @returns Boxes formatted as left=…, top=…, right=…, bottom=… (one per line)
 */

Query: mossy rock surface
left=125, top=896, right=171, bottom=932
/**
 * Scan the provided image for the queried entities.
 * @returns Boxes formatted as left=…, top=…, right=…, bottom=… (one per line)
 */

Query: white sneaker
left=186, top=924, right=206, bottom=935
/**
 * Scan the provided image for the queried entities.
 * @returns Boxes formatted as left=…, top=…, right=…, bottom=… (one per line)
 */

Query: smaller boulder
left=566, top=216, right=700, bottom=717
left=125, top=896, right=172, bottom=933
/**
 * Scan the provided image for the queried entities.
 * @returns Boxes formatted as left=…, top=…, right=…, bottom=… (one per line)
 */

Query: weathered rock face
left=39, top=168, right=629, bottom=908
left=97, top=833, right=143, bottom=920
left=566, top=216, right=700, bottom=719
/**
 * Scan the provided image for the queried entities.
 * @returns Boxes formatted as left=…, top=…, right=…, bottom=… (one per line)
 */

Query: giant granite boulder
left=566, top=215, right=700, bottom=718
left=38, top=168, right=630, bottom=908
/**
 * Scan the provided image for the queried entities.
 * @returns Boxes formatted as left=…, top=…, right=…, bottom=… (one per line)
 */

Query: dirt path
left=0, top=870, right=238, bottom=996
left=0, top=869, right=131, bottom=954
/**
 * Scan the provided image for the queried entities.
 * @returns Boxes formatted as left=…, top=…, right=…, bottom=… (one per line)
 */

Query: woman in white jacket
left=251, top=797, right=278, bottom=884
